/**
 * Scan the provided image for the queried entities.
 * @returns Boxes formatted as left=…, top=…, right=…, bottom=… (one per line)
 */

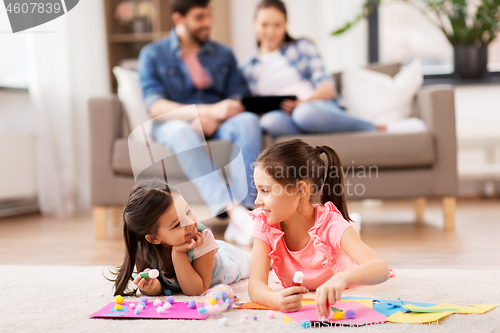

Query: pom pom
left=213, top=304, right=221, bottom=314
left=333, top=311, right=344, bottom=320
left=136, top=304, right=144, bottom=311
left=166, top=296, right=175, bottom=304
left=163, top=302, right=172, bottom=310
left=345, top=309, right=356, bottom=319
left=138, top=302, right=146, bottom=309
left=266, top=310, right=275, bottom=319
left=203, top=284, right=235, bottom=313
left=197, top=307, right=208, bottom=315
left=148, top=269, right=159, bottom=279
left=129, top=303, right=136, bottom=309
left=114, top=304, right=123, bottom=311
left=239, top=318, right=246, bottom=323
left=219, top=316, right=229, bottom=326
left=292, top=271, right=304, bottom=284
left=140, top=297, right=148, bottom=304
left=188, top=300, right=197, bottom=309
left=153, top=299, right=162, bottom=307
left=252, top=315, right=258, bottom=321
left=164, top=289, right=172, bottom=296
left=114, top=295, right=124, bottom=304
left=156, top=306, right=166, bottom=314
left=242, top=313, right=248, bottom=319
left=134, top=309, right=141, bottom=315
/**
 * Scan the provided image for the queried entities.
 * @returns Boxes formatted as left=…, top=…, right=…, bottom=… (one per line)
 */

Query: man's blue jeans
left=151, top=112, right=261, bottom=215
left=260, top=100, right=376, bottom=137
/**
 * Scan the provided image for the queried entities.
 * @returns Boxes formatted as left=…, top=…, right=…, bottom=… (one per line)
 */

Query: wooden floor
left=1, top=198, right=499, bottom=269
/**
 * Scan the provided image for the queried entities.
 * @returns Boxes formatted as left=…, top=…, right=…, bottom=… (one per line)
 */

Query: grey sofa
left=88, top=63, right=457, bottom=239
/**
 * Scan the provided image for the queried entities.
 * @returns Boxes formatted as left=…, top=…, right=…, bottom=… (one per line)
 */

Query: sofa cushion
left=275, top=131, right=436, bottom=169
left=342, top=59, right=423, bottom=125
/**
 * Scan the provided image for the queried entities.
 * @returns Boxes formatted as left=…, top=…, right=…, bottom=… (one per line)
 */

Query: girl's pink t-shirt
left=250, top=201, right=394, bottom=290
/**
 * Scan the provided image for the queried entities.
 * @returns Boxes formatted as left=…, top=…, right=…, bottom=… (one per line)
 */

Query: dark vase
left=453, top=45, right=488, bottom=79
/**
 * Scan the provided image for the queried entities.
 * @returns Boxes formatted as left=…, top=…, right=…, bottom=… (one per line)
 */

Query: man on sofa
left=138, top=0, right=261, bottom=246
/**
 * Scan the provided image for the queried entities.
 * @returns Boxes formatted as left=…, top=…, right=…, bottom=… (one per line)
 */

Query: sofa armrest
left=88, top=95, right=123, bottom=205
left=417, top=85, right=458, bottom=196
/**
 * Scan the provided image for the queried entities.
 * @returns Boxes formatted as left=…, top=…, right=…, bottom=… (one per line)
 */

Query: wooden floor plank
left=0, top=198, right=498, bottom=269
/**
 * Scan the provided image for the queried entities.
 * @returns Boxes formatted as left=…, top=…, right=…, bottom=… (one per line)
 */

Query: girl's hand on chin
left=172, top=232, right=204, bottom=253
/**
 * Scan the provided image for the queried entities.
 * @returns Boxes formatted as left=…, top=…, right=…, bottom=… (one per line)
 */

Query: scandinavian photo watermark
left=3, top=0, right=79, bottom=33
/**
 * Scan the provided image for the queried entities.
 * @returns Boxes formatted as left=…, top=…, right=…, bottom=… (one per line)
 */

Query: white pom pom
left=156, top=306, right=166, bottom=314
left=163, top=302, right=172, bottom=310
left=219, top=316, right=229, bottom=326
left=129, top=303, right=136, bottom=309
left=153, top=299, right=162, bottom=307
left=292, top=271, right=304, bottom=284
left=149, top=269, right=159, bottom=279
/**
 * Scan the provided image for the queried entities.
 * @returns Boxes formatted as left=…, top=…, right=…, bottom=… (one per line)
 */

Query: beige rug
left=1, top=265, right=499, bottom=332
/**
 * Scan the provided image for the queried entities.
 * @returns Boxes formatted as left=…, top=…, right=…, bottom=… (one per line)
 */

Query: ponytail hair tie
left=315, top=146, right=323, bottom=155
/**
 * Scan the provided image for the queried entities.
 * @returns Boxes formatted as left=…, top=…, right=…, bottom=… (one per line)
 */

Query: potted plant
left=332, top=0, right=500, bottom=79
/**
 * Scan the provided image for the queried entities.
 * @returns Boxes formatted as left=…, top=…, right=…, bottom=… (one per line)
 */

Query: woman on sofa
left=241, top=0, right=381, bottom=137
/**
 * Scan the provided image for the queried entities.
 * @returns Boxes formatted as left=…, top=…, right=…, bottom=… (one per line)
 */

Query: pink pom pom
left=153, top=299, right=162, bottom=307
left=267, top=310, right=275, bottom=319
left=242, top=313, right=248, bottom=319
left=205, top=304, right=215, bottom=315
left=213, top=304, right=221, bottom=314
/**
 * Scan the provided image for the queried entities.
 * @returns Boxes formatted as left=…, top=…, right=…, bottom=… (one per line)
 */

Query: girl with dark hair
left=248, top=139, right=394, bottom=318
left=111, top=178, right=250, bottom=297
left=241, top=0, right=381, bottom=137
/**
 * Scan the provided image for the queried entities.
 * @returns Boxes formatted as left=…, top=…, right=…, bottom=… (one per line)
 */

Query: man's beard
left=187, top=26, right=210, bottom=45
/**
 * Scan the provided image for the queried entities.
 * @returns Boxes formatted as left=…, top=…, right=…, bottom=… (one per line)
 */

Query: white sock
left=224, top=205, right=254, bottom=247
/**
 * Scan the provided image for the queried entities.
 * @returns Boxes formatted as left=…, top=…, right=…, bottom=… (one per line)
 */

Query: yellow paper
left=385, top=310, right=454, bottom=324
left=436, top=303, right=497, bottom=314
left=283, top=299, right=373, bottom=323
left=386, top=303, right=497, bottom=324
left=402, top=303, right=497, bottom=315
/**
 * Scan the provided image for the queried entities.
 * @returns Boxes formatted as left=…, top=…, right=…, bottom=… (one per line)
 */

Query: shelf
left=423, top=71, right=500, bottom=86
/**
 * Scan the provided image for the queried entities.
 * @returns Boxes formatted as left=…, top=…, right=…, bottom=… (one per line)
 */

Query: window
left=371, top=3, right=500, bottom=75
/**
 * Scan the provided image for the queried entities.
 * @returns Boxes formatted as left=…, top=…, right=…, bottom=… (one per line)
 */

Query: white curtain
left=26, top=0, right=110, bottom=216
left=230, top=0, right=368, bottom=73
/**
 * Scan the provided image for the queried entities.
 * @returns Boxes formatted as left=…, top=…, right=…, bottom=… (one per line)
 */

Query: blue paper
left=341, top=296, right=437, bottom=316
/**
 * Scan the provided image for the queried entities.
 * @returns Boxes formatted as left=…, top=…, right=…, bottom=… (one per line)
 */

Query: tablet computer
left=242, top=95, right=297, bottom=114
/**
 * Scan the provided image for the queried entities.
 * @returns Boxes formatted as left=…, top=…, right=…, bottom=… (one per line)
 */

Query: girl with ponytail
left=111, top=178, right=250, bottom=297
left=248, top=139, right=394, bottom=318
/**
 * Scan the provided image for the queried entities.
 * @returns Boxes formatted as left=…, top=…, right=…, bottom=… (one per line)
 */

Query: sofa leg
left=93, top=206, right=107, bottom=239
left=442, top=197, right=456, bottom=231
left=414, top=197, right=426, bottom=224
left=110, top=206, right=122, bottom=226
